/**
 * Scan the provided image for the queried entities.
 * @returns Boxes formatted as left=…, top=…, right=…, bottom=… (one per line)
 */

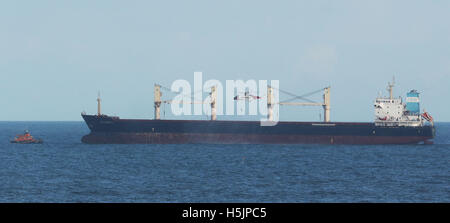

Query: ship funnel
left=406, top=90, right=420, bottom=115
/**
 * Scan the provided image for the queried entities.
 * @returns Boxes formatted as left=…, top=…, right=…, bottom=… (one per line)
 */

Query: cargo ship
left=81, top=80, right=435, bottom=144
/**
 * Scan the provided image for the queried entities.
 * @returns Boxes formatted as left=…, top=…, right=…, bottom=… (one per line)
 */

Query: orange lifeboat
left=10, top=130, right=43, bottom=144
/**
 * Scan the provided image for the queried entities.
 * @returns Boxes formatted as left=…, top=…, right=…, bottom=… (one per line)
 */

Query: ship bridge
left=374, top=78, right=430, bottom=127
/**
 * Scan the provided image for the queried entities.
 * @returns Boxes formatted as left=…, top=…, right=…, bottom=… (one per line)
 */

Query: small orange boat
left=10, top=130, right=43, bottom=144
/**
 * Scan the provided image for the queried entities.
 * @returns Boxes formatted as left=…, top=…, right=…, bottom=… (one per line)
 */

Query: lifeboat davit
left=10, top=130, right=43, bottom=144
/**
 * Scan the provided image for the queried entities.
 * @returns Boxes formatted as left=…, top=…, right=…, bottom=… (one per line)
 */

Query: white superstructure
left=374, top=79, right=429, bottom=127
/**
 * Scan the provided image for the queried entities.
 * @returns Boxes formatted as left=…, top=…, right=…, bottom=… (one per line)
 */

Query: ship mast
left=210, top=86, right=217, bottom=121
left=323, top=87, right=331, bottom=122
left=154, top=84, right=162, bottom=120
left=154, top=84, right=217, bottom=121
left=277, top=86, right=331, bottom=122
left=97, top=92, right=101, bottom=116
left=267, top=86, right=274, bottom=121
left=387, top=76, right=395, bottom=100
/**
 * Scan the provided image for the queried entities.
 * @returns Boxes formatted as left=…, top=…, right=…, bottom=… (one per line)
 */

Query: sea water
left=0, top=122, right=449, bottom=202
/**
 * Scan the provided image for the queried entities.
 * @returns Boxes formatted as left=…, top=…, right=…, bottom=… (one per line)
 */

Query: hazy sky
left=1, top=0, right=449, bottom=121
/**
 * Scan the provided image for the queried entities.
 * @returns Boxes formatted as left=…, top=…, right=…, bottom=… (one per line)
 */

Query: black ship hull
left=81, top=115, right=435, bottom=144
